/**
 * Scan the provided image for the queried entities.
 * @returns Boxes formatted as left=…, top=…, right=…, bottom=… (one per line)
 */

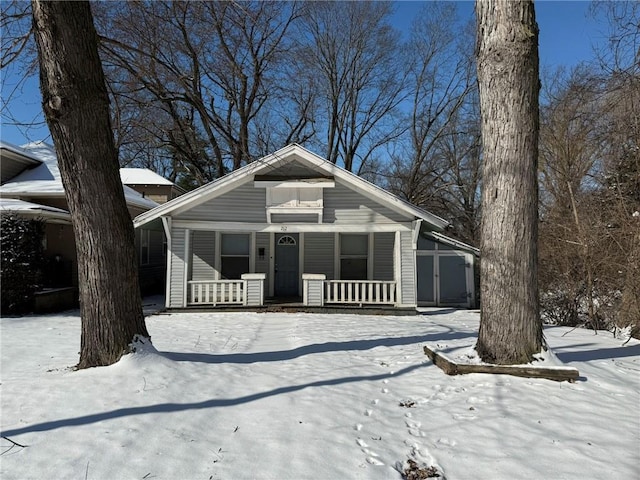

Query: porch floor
left=167, top=296, right=417, bottom=316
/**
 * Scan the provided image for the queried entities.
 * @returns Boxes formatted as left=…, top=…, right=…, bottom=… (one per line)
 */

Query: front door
left=275, top=233, right=299, bottom=297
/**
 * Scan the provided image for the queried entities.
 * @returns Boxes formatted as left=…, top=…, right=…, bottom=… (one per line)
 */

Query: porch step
left=166, top=304, right=417, bottom=316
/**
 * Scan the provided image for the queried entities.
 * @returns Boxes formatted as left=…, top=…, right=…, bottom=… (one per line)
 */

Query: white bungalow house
left=133, top=144, right=478, bottom=310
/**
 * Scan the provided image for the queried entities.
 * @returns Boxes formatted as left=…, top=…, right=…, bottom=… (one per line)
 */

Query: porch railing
left=325, top=280, right=397, bottom=305
left=188, top=280, right=245, bottom=306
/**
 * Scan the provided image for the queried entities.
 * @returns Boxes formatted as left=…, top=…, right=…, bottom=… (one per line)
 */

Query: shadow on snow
left=0, top=362, right=428, bottom=438
left=161, top=330, right=475, bottom=364
left=554, top=344, right=640, bottom=363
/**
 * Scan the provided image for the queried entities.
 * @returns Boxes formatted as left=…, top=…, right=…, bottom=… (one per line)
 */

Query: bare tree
left=95, top=1, right=302, bottom=183
left=594, top=0, right=640, bottom=337
left=31, top=0, right=149, bottom=368
left=295, top=1, right=405, bottom=173
left=475, top=0, right=543, bottom=364
left=385, top=3, right=480, bottom=244
left=537, top=4, right=640, bottom=337
left=537, top=68, right=607, bottom=328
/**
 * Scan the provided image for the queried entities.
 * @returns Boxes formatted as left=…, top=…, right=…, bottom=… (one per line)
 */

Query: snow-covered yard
left=1, top=301, right=639, bottom=479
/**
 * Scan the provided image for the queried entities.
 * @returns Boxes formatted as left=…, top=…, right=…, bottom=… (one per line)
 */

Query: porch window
left=221, top=233, right=250, bottom=279
left=140, top=229, right=150, bottom=265
left=340, top=234, right=368, bottom=280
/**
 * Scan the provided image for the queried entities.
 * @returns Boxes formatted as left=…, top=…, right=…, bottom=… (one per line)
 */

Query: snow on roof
left=0, top=197, right=71, bottom=221
left=120, top=168, right=175, bottom=186
left=0, top=142, right=158, bottom=210
left=0, top=140, right=43, bottom=164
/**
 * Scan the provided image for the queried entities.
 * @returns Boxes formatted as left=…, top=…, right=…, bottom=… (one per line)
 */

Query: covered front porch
left=167, top=222, right=416, bottom=309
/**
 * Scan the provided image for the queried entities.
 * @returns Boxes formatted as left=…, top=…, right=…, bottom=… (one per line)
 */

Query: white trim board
left=171, top=220, right=413, bottom=233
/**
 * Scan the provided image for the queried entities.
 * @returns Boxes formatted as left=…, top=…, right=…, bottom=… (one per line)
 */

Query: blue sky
left=1, top=1, right=608, bottom=147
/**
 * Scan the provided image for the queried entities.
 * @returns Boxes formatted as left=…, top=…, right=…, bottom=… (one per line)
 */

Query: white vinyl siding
left=191, top=230, right=215, bottom=281
left=304, top=233, right=335, bottom=279
left=400, top=230, right=416, bottom=306
left=324, top=182, right=409, bottom=224
left=176, top=183, right=266, bottom=223
left=169, top=227, right=186, bottom=308
left=270, top=213, right=320, bottom=223
left=374, top=232, right=394, bottom=281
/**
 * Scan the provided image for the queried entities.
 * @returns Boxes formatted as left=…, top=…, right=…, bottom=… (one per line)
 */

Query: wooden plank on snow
left=423, top=345, right=580, bottom=383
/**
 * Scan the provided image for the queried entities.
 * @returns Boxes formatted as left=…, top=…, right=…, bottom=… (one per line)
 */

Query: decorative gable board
left=262, top=161, right=324, bottom=178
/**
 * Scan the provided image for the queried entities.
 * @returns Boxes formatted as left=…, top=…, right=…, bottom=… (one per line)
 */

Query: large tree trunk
left=475, top=0, right=543, bottom=364
left=31, top=1, right=149, bottom=368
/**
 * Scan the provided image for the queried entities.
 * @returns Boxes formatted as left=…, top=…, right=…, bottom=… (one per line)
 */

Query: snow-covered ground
left=1, top=301, right=639, bottom=480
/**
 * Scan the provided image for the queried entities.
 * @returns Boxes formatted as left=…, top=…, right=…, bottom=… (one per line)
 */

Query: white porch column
left=242, top=273, right=266, bottom=306
left=303, top=273, right=326, bottom=306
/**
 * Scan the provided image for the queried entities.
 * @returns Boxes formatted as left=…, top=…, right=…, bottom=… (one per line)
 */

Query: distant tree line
left=538, top=2, right=639, bottom=336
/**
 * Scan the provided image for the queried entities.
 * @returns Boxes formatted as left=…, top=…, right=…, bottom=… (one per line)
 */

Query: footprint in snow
left=452, top=412, right=477, bottom=421
left=405, top=420, right=421, bottom=429
left=437, top=437, right=457, bottom=447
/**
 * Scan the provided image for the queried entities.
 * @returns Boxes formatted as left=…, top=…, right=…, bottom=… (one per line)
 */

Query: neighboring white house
left=133, top=143, right=478, bottom=310
left=0, top=141, right=169, bottom=305
left=120, top=168, right=186, bottom=204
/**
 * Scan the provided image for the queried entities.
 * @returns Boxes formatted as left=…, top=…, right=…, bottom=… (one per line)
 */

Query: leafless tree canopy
left=539, top=2, right=640, bottom=336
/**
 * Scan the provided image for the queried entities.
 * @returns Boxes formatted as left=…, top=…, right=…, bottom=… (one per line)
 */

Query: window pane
left=270, top=188, right=296, bottom=206
left=221, top=234, right=250, bottom=255
left=341, top=258, right=367, bottom=280
left=221, top=257, right=249, bottom=279
left=417, top=235, right=436, bottom=250
left=341, top=234, right=368, bottom=255
left=299, top=188, right=320, bottom=205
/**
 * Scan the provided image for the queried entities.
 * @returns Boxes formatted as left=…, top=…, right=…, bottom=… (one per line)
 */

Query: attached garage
left=416, top=231, right=478, bottom=308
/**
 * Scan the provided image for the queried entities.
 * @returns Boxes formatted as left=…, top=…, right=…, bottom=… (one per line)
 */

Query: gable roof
left=134, top=143, right=449, bottom=230
left=0, top=142, right=158, bottom=210
left=120, top=168, right=176, bottom=186
left=0, top=141, right=43, bottom=184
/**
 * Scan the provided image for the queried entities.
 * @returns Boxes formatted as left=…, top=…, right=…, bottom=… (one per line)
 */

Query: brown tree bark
left=475, top=0, right=543, bottom=364
left=31, top=0, right=149, bottom=368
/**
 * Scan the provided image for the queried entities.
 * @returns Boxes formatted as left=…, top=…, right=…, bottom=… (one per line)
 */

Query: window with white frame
left=340, top=234, right=368, bottom=280
left=140, top=229, right=150, bottom=265
left=267, top=187, right=322, bottom=208
left=220, top=233, right=250, bottom=279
